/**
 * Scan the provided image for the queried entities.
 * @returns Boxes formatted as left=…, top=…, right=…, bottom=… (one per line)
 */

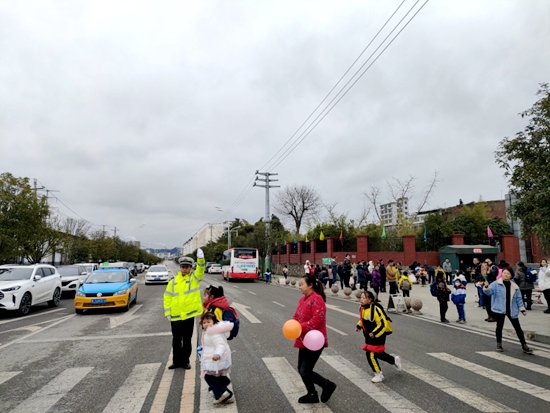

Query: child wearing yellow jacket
left=398, top=271, right=413, bottom=298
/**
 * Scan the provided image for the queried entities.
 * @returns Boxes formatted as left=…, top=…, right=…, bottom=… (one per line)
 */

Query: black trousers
left=389, top=281, right=398, bottom=295
left=485, top=295, right=495, bottom=319
left=520, top=289, right=532, bottom=309
left=366, top=350, right=395, bottom=373
left=204, top=374, right=230, bottom=399
left=494, top=313, right=526, bottom=345
left=297, top=347, right=328, bottom=394
left=171, top=318, right=195, bottom=366
left=438, top=300, right=448, bottom=321
left=402, top=290, right=410, bottom=297
left=543, top=289, right=550, bottom=310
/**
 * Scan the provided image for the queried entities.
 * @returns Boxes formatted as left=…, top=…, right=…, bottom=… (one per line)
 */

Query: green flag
left=381, top=227, right=387, bottom=239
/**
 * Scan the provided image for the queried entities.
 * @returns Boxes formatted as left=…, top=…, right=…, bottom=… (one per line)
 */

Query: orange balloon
left=283, top=319, right=302, bottom=340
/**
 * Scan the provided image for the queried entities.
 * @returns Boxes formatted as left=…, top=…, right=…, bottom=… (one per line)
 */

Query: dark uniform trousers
left=171, top=318, right=195, bottom=366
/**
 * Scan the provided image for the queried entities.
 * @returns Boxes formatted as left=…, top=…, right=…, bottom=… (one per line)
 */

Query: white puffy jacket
left=537, top=266, right=550, bottom=291
left=200, top=321, right=233, bottom=374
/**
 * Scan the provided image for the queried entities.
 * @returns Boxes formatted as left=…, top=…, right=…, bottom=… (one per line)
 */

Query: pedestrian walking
left=537, top=259, right=550, bottom=314
left=337, top=263, right=344, bottom=289
left=435, top=274, right=451, bottom=323
left=357, top=263, right=367, bottom=291
left=343, top=255, right=352, bottom=288
left=483, top=268, right=533, bottom=354
left=304, top=260, right=311, bottom=275
left=164, top=249, right=205, bottom=369
left=484, top=258, right=499, bottom=322
left=514, top=262, right=533, bottom=310
left=443, top=258, right=453, bottom=285
left=283, top=265, right=289, bottom=281
left=200, top=313, right=234, bottom=404
left=386, top=260, right=399, bottom=295
left=356, top=290, right=401, bottom=383
left=292, top=274, right=337, bottom=404
left=264, top=268, right=272, bottom=284
left=398, top=271, right=412, bottom=297
left=371, top=264, right=381, bottom=300
left=451, top=278, right=467, bottom=323
left=379, top=260, right=387, bottom=293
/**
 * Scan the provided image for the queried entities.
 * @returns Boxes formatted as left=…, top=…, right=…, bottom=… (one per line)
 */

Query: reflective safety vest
left=164, top=258, right=205, bottom=321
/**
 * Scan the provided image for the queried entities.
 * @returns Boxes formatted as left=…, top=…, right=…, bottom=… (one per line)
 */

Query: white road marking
left=109, top=304, right=142, bottom=328
left=9, top=367, right=93, bottom=413
left=102, top=363, right=161, bottom=413
left=263, top=357, right=334, bottom=412
left=321, top=355, right=426, bottom=413
left=534, top=350, right=550, bottom=359
left=401, top=359, right=516, bottom=412
left=326, top=325, right=348, bottom=336
left=0, top=371, right=21, bottom=386
left=429, top=352, right=550, bottom=402
left=149, top=350, right=174, bottom=413
left=180, top=321, right=198, bottom=413
left=272, top=301, right=285, bottom=307
left=231, top=303, right=261, bottom=324
left=477, top=351, right=550, bottom=377
left=21, top=332, right=171, bottom=344
left=0, top=315, right=75, bottom=350
left=247, top=291, right=256, bottom=295
left=0, top=308, right=67, bottom=326
left=325, top=303, right=359, bottom=318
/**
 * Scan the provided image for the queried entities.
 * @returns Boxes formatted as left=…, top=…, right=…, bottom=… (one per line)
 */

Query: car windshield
left=58, top=267, right=82, bottom=276
left=149, top=266, right=167, bottom=272
left=0, top=267, right=33, bottom=281
left=76, top=265, right=92, bottom=273
left=85, top=271, right=127, bottom=283
left=212, top=264, right=221, bottom=268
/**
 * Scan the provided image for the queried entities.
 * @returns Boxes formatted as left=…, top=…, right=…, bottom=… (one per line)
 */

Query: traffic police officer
left=164, top=248, right=205, bottom=369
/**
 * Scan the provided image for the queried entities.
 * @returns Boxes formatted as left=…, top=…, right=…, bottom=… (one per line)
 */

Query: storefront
left=438, top=244, right=500, bottom=278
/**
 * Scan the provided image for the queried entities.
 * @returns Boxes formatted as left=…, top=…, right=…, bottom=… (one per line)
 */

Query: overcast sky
left=1, top=0, right=548, bottom=248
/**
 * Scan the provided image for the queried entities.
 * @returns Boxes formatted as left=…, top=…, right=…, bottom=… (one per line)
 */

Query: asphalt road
left=1, top=262, right=549, bottom=413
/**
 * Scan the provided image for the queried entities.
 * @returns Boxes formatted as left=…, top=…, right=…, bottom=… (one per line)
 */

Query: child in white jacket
left=200, top=312, right=234, bottom=404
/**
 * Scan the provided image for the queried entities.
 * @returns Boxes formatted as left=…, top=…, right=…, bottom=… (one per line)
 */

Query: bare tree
left=60, top=218, right=91, bottom=264
left=274, top=185, right=322, bottom=235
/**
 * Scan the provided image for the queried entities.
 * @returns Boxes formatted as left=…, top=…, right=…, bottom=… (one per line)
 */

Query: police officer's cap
left=179, top=257, right=195, bottom=267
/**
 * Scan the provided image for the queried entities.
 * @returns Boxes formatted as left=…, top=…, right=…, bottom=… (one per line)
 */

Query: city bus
left=221, top=248, right=259, bottom=281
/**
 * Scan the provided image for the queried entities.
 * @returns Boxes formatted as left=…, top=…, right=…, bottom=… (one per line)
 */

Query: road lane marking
left=21, top=332, right=171, bottom=344
left=0, top=308, right=67, bottom=326
left=263, top=357, right=334, bottom=412
left=272, top=301, right=285, bottom=307
left=326, top=325, right=348, bottom=336
left=534, top=351, right=550, bottom=359
left=102, top=363, right=161, bottom=413
left=231, top=303, right=261, bottom=324
left=477, top=351, right=550, bottom=377
left=9, top=367, right=93, bottom=413
left=401, top=359, right=516, bottom=412
left=325, top=303, right=359, bottom=318
left=0, top=315, right=75, bottom=350
left=180, top=320, right=198, bottom=413
left=247, top=291, right=256, bottom=295
left=109, top=304, right=143, bottom=328
left=428, top=352, right=550, bottom=402
left=0, top=371, right=21, bottom=385
left=149, top=350, right=174, bottom=413
left=321, top=355, right=426, bottom=413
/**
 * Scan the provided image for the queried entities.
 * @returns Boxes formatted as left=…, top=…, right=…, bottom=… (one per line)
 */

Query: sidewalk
left=274, top=276, right=550, bottom=345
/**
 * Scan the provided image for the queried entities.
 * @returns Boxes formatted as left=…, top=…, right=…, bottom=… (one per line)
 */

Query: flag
left=293, top=237, right=297, bottom=244
left=339, top=231, right=343, bottom=245
left=305, top=234, right=309, bottom=242
left=381, top=227, right=387, bottom=239
left=487, top=226, right=494, bottom=238
left=319, top=231, right=325, bottom=241
left=423, top=226, right=427, bottom=241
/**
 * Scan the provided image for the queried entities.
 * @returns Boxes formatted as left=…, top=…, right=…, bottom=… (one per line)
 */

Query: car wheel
left=123, top=298, right=131, bottom=312
left=134, top=292, right=138, bottom=305
left=18, top=293, right=32, bottom=316
left=48, top=288, right=61, bottom=308
left=75, top=309, right=84, bottom=315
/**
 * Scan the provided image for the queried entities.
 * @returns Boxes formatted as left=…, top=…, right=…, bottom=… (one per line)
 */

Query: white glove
left=166, top=315, right=171, bottom=321
left=197, top=248, right=204, bottom=259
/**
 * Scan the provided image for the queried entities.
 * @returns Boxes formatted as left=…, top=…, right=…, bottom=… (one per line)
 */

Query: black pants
left=389, top=281, right=398, bottom=295
left=372, top=285, right=380, bottom=299
left=343, top=272, right=351, bottom=288
left=520, top=289, right=532, bottom=309
left=380, top=275, right=387, bottom=292
left=445, top=272, right=452, bottom=284
left=485, top=295, right=494, bottom=319
left=297, top=347, right=328, bottom=394
left=494, top=313, right=526, bottom=345
left=359, top=281, right=367, bottom=291
left=171, top=318, right=195, bottom=366
left=402, top=290, right=410, bottom=297
left=366, top=350, right=395, bottom=373
left=438, top=300, right=448, bottom=321
left=544, top=289, right=550, bottom=310
left=204, top=374, right=230, bottom=399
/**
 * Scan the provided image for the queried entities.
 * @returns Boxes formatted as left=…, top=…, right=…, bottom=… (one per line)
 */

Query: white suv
left=145, top=265, right=172, bottom=285
left=0, top=264, right=62, bottom=316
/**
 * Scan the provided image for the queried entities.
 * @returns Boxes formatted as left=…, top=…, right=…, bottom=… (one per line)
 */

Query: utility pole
left=112, top=227, right=118, bottom=237
left=253, top=171, right=279, bottom=272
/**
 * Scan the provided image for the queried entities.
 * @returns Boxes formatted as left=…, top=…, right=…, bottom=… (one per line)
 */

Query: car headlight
left=75, top=291, right=86, bottom=297
left=1, top=286, right=21, bottom=292
left=114, top=289, right=128, bottom=296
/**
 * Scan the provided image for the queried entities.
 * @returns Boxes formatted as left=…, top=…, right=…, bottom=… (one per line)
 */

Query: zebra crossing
left=1, top=348, right=549, bottom=412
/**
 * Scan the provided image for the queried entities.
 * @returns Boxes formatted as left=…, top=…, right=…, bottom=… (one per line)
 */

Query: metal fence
left=368, top=237, right=404, bottom=252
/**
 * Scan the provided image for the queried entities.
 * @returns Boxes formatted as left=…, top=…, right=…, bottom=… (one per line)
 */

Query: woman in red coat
left=293, top=274, right=337, bottom=404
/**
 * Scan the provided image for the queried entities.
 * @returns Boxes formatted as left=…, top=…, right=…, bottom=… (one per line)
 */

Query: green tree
left=496, top=83, right=550, bottom=248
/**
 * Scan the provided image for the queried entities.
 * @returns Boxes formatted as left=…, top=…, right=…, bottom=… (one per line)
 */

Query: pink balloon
left=303, top=330, right=325, bottom=351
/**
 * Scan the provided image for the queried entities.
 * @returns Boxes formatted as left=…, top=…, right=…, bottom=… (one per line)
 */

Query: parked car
left=0, top=264, right=62, bottom=316
left=205, top=262, right=216, bottom=273
left=57, top=265, right=88, bottom=294
left=73, top=263, right=98, bottom=275
left=208, top=264, right=222, bottom=274
left=74, top=268, right=138, bottom=314
left=145, top=265, right=172, bottom=285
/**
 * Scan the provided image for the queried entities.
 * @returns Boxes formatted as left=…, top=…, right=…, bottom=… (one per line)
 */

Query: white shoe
left=393, top=355, right=402, bottom=371
left=371, top=372, right=384, bottom=383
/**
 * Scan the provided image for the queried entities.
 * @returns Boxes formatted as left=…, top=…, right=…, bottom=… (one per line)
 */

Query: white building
left=182, top=223, right=226, bottom=255
left=380, top=197, right=409, bottom=227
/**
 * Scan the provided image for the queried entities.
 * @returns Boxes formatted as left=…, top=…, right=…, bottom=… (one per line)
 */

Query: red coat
left=292, top=291, right=328, bottom=349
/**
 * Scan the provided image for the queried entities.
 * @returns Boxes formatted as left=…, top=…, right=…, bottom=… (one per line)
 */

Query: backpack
left=525, top=268, right=537, bottom=283
left=222, top=307, right=240, bottom=340
left=430, top=281, right=438, bottom=297
left=401, top=279, right=410, bottom=291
